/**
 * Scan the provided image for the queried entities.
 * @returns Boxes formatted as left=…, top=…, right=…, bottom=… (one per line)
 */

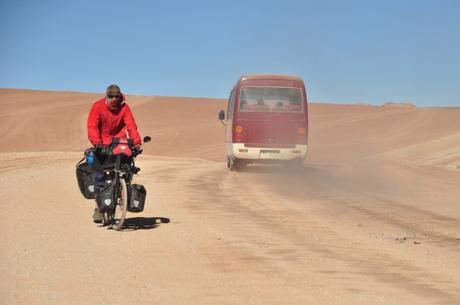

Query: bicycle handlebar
left=93, top=136, right=150, bottom=157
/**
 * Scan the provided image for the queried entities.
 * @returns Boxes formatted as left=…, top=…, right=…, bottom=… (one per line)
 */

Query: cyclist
left=87, top=84, right=142, bottom=223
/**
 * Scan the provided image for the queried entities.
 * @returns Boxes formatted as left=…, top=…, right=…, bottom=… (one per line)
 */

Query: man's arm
left=123, top=105, right=142, bottom=147
left=87, top=103, right=102, bottom=146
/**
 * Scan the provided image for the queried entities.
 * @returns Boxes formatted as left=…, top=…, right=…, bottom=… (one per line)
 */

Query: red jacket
left=87, top=98, right=142, bottom=147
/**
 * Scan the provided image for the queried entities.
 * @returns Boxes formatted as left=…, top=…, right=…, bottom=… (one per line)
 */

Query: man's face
left=107, top=95, right=122, bottom=109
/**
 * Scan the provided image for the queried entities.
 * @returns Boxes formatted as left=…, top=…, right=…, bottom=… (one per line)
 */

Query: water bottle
left=86, top=149, right=94, bottom=166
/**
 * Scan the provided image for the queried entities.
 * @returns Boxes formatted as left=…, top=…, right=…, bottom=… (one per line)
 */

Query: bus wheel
left=230, top=158, right=244, bottom=171
left=229, top=158, right=237, bottom=171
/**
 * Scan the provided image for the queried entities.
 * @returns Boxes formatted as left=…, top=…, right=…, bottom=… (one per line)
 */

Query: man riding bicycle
left=87, top=84, right=142, bottom=223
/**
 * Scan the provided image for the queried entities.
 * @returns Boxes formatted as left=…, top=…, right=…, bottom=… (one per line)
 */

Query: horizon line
left=1, top=87, right=458, bottom=109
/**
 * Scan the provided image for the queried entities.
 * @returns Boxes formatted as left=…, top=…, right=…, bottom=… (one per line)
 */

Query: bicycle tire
left=111, top=178, right=128, bottom=231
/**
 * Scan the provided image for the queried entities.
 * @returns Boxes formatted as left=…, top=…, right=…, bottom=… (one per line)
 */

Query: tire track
left=179, top=165, right=460, bottom=304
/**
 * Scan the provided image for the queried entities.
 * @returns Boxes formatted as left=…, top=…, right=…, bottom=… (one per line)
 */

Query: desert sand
left=0, top=88, right=459, bottom=305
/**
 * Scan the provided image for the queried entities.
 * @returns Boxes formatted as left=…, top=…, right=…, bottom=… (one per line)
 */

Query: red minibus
left=218, top=74, right=308, bottom=170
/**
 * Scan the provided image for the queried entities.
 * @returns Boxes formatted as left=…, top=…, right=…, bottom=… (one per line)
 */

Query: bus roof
left=238, top=74, right=304, bottom=83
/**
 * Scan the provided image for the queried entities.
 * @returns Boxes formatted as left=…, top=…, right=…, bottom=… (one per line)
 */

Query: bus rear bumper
left=227, top=143, right=307, bottom=161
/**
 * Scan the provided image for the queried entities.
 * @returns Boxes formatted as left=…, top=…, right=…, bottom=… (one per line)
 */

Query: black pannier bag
left=128, top=184, right=147, bottom=213
left=76, top=162, right=95, bottom=199
left=96, top=181, right=116, bottom=212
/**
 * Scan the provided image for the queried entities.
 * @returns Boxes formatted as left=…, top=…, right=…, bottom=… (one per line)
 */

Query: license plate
left=260, top=150, right=280, bottom=159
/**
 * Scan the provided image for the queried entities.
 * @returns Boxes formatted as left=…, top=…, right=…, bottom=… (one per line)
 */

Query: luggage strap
left=76, top=148, right=93, bottom=168
left=76, top=156, right=85, bottom=167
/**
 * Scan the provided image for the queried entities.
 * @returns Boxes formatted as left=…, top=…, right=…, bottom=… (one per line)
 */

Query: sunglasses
left=107, top=95, right=121, bottom=100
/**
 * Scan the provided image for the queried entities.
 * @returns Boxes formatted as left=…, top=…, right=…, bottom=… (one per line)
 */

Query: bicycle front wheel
left=111, top=178, right=128, bottom=231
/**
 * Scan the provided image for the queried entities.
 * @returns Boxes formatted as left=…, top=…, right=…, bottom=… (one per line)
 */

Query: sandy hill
left=1, top=88, right=459, bottom=167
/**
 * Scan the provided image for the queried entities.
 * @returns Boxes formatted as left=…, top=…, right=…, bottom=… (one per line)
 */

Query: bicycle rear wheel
left=110, top=178, right=128, bottom=231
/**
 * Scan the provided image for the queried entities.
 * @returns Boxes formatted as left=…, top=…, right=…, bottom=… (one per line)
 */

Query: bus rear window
left=239, top=87, right=303, bottom=112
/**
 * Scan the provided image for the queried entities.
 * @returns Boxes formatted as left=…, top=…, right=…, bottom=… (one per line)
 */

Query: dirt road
left=1, top=151, right=459, bottom=305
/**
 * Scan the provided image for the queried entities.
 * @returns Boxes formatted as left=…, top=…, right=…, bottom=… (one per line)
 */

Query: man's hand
left=94, top=144, right=110, bottom=155
left=133, top=146, right=143, bottom=156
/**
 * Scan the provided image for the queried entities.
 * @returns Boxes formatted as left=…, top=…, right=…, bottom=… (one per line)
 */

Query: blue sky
left=1, top=0, right=459, bottom=106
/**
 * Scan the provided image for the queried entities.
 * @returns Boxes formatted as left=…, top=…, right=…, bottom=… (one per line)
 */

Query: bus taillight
left=297, top=127, right=306, bottom=143
left=235, top=125, right=244, bottom=142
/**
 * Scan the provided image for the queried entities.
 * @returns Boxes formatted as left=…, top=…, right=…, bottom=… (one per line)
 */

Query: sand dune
left=382, top=101, right=418, bottom=108
left=0, top=88, right=459, bottom=305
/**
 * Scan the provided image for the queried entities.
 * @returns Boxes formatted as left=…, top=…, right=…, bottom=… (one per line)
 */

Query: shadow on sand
left=123, top=217, right=170, bottom=231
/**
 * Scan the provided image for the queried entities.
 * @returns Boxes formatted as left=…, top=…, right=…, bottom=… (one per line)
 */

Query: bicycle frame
left=112, top=155, right=132, bottom=202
